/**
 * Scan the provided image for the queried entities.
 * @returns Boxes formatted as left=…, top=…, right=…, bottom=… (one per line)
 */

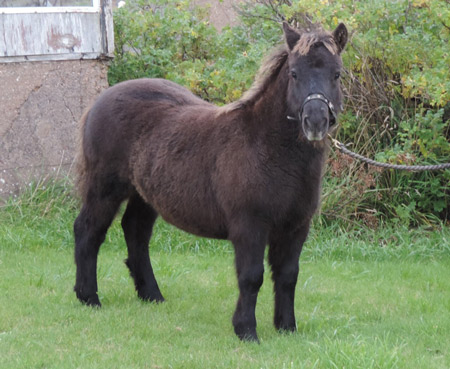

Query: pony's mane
left=217, top=45, right=288, bottom=115
left=218, top=29, right=337, bottom=115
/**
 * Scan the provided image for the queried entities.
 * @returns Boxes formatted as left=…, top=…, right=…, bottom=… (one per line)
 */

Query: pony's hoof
left=84, top=296, right=102, bottom=307
left=278, top=326, right=297, bottom=333
left=75, top=289, right=101, bottom=307
left=275, top=318, right=297, bottom=333
left=139, top=293, right=165, bottom=304
left=238, top=332, right=260, bottom=343
left=81, top=296, right=101, bottom=307
left=234, top=326, right=260, bottom=343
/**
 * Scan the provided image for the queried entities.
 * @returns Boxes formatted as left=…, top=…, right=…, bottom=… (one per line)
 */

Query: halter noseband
left=287, top=93, right=338, bottom=125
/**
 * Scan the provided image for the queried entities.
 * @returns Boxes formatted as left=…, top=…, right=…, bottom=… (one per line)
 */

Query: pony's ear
left=332, top=23, right=348, bottom=53
left=283, top=22, right=301, bottom=51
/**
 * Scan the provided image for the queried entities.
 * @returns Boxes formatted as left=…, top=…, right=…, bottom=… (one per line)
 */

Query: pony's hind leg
left=74, top=191, right=124, bottom=307
left=121, top=193, right=164, bottom=302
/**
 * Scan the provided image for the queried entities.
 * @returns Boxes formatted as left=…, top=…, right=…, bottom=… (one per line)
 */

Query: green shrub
left=109, top=0, right=220, bottom=96
left=108, top=0, right=279, bottom=104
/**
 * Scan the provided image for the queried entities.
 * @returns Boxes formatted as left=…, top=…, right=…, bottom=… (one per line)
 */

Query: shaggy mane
left=217, top=45, right=288, bottom=115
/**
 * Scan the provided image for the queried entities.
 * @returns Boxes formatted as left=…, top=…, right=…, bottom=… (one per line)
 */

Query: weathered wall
left=0, top=60, right=108, bottom=198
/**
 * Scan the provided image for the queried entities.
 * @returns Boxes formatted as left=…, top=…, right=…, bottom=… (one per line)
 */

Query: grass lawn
left=1, top=183, right=449, bottom=368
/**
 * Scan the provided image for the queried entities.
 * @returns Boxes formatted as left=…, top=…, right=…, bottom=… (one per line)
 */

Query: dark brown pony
left=74, top=22, right=348, bottom=342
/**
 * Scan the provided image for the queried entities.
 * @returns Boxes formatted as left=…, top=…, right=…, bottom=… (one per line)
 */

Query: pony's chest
left=265, top=148, right=325, bottom=220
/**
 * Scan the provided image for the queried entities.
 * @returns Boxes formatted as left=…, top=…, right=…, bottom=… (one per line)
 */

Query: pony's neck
left=249, top=62, right=290, bottom=131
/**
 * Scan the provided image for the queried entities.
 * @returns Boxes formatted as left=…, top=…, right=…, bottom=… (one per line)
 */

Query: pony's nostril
left=303, top=117, right=311, bottom=128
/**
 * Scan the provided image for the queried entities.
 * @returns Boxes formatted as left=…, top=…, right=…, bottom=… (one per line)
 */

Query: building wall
left=0, top=59, right=108, bottom=198
left=0, top=0, right=112, bottom=199
left=193, top=0, right=237, bottom=31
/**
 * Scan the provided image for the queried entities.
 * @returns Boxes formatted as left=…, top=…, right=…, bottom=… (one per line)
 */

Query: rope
left=329, top=135, right=450, bottom=172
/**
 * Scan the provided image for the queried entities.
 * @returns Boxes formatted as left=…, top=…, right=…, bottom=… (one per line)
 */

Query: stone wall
left=0, top=60, right=108, bottom=198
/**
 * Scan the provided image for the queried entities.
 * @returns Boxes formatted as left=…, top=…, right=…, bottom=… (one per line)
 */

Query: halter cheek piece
left=287, top=93, right=338, bottom=126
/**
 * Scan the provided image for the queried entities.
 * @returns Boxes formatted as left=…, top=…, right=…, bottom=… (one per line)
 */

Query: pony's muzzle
left=301, top=100, right=330, bottom=141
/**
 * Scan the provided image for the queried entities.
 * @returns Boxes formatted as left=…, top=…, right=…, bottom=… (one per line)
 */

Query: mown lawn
left=1, top=184, right=449, bottom=368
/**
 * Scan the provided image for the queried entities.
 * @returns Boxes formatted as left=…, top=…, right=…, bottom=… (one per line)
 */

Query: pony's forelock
left=293, top=31, right=338, bottom=56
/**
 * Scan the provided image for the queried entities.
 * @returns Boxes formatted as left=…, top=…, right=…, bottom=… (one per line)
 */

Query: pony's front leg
left=268, top=223, right=310, bottom=332
left=230, top=220, right=268, bottom=342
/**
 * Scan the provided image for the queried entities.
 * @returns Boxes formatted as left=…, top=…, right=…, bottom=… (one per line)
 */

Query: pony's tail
left=75, top=106, right=92, bottom=201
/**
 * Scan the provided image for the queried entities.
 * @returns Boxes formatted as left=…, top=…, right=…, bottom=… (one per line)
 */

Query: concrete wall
left=0, top=59, right=108, bottom=198
left=0, top=0, right=113, bottom=200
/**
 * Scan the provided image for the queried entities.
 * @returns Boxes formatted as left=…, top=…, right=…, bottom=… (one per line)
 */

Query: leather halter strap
left=287, top=93, right=338, bottom=125
left=300, top=93, right=337, bottom=124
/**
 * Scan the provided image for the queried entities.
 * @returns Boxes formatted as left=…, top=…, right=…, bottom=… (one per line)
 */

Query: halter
left=287, top=93, right=338, bottom=126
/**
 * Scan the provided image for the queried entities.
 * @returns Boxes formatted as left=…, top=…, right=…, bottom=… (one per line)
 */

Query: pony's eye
left=291, top=71, right=297, bottom=80
left=334, top=72, right=341, bottom=80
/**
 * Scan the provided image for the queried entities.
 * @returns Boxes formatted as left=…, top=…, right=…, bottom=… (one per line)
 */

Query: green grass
left=1, top=181, right=449, bottom=368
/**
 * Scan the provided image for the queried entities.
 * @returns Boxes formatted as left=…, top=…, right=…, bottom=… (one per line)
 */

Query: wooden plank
left=0, top=12, right=102, bottom=57
left=0, top=52, right=102, bottom=62
left=0, top=0, right=93, bottom=6
left=100, top=0, right=113, bottom=57
left=0, top=7, right=99, bottom=14
left=0, top=0, right=98, bottom=13
left=0, top=0, right=113, bottom=61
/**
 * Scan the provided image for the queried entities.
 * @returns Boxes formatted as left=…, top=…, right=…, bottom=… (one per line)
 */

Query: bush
left=108, top=0, right=278, bottom=104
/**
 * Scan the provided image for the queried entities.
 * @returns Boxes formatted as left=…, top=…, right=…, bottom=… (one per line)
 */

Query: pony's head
left=283, top=22, right=347, bottom=141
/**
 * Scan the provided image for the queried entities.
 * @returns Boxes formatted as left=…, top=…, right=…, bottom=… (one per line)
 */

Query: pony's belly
left=141, top=185, right=228, bottom=240
left=158, top=208, right=228, bottom=240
